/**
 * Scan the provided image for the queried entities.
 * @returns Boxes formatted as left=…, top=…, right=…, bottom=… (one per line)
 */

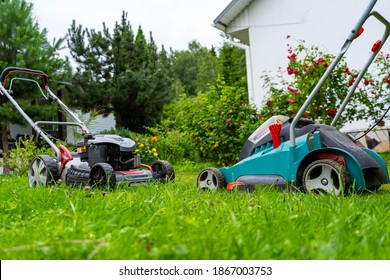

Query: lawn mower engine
left=64, top=133, right=150, bottom=186
left=77, top=133, right=140, bottom=170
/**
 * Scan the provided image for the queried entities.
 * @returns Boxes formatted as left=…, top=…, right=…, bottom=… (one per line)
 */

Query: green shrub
left=146, top=123, right=199, bottom=164
left=2, top=136, right=54, bottom=175
left=131, top=134, right=160, bottom=165
left=161, top=78, right=262, bottom=166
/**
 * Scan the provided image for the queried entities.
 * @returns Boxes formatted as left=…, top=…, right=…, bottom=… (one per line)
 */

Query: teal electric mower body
left=197, top=0, right=390, bottom=194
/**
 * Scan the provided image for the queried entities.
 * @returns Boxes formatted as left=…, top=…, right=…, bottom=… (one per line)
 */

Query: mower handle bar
left=0, top=67, right=49, bottom=88
left=289, top=0, right=389, bottom=147
left=0, top=67, right=90, bottom=161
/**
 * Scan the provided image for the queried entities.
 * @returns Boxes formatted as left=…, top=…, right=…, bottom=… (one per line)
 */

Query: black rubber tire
left=303, top=159, right=351, bottom=195
left=28, top=155, right=59, bottom=187
left=88, top=163, right=116, bottom=188
left=65, top=165, right=90, bottom=186
left=196, top=167, right=226, bottom=191
left=151, top=160, right=175, bottom=182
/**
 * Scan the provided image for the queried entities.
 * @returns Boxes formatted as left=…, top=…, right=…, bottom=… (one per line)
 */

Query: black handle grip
left=0, top=67, right=49, bottom=87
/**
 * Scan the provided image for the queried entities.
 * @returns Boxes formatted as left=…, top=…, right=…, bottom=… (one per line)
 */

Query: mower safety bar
left=0, top=66, right=90, bottom=162
left=0, top=67, right=49, bottom=88
left=331, top=10, right=390, bottom=127
left=289, top=0, right=389, bottom=147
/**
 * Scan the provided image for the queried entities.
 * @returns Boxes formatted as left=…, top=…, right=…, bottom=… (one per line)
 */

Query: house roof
left=213, top=0, right=254, bottom=32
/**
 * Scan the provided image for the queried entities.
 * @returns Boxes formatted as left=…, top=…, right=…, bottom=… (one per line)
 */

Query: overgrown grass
left=1, top=162, right=390, bottom=260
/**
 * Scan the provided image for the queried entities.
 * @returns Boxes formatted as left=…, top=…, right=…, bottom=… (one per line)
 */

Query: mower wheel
left=303, top=159, right=351, bottom=195
left=151, top=160, right=175, bottom=182
left=28, top=155, right=59, bottom=187
left=89, top=163, right=116, bottom=188
left=197, top=167, right=226, bottom=191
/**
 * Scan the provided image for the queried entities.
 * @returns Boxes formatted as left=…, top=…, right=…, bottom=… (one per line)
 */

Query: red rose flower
left=287, top=86, right=299, bottom=95
left=344, top=68, right=351, bottom=75
left=288, top=53, right=297, bottom=61
left=288, top=98, right=296, bottom=104
left=316, top=57, right=325, bottom=65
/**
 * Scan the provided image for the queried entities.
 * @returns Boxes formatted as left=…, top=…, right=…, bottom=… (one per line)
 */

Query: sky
left=30, top=0, right=232, bottom=53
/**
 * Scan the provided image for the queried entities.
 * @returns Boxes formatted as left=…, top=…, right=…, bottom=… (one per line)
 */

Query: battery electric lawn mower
left=0, top=67, right=174, bottom=188
left=197, top=0, right=390, bottom=195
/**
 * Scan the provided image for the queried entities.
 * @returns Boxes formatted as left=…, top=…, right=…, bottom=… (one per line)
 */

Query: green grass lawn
left=1, top=162, right=390, bottom=260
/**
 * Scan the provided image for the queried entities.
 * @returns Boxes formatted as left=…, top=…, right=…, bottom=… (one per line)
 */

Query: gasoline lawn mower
left=0, top=67, right=174, bottom=188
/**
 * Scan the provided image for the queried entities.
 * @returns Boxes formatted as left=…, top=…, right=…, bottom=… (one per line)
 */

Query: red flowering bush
left=260, top=38, right=390, bottom=126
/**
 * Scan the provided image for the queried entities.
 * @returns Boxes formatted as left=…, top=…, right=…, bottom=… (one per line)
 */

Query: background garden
left=1, top=0, right=390, bottom=260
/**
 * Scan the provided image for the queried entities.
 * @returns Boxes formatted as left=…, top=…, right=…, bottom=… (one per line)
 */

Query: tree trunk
left=115, top=111, right=121, bottom=129
left=1, top=125, right=10, bottom=174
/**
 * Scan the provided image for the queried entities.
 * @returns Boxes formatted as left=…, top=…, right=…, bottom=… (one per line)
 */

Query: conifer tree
left=67, top=12, right=175, bottom=132
left=0, top=0, right=71, bottom=173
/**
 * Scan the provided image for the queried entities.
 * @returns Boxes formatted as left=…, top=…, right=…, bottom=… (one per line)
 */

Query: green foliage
left=131, top=134, right=159, bottom=165
left=260, top=38, right=389, bottom=126
left=378, top=151, right=390, bottom=166
left=0, top=0, right=71, bottom=101
left=171, top=41, right=247, bottom=97
left=218, top=42, right=247, bottom=89
left=162, top=78, right=262, bottom=166
left=1, top=172, right=389, bottom=260
left=2, top=136, right=54, bottom=175
left=67, top=12, right=175, bottom=132
left=146, top=122, right=200, bottom=164
left=171, top=40, right=219, bottom=96
left=0, top=0, right=71, bottom=173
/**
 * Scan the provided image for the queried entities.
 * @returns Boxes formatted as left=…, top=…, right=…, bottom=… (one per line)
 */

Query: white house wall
left=9, top=123, right=31, bottom=140
left=240, top=0, right=390, bottom=111
left=66, top=111, right=116, bottom=144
